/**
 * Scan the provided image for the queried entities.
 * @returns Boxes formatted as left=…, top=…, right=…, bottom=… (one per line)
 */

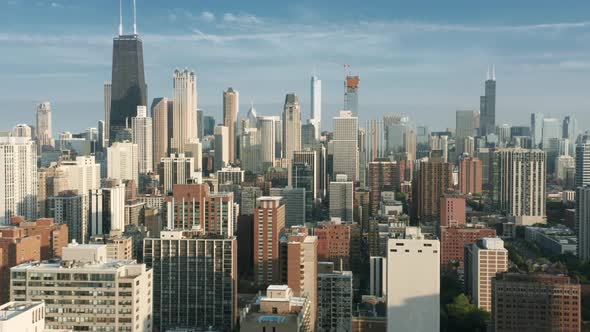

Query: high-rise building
left=310, top=75, right=322, bottom=139
left=49, top=191, right=87, bottom=243
left=439, top=194, right=466, bottom=227
left=492, top=273, right=581, bottom=332
left=459, top=156, right=483, bottom=194
left=563, top=115, right=578, bottom=155
left=290, top=159, right=316, bottom=219
left=282, top=93, right=301, bottom=161
left=151, top=97, right=170, bottom=172
left=333, top=110, right=359, bottom=182
left=196, top=109, right=204, bottom=140
left=493, top=148, right=546, bottom=225
left=12, top=124, right=32, bottom=139
left=214, top=125, right=229, bottom=171
left=11, top=244, right=153, bottom=332
left=415, top=158, right=453, bottom=222
left=109, top=15, right=147, bottom=144
left=368, top=160, right=404, bottom=215
left=172, top=69, right=197, bottom=153
left=0, top=302, right=46, bottom=330
left=530, top=112, right=544, bottom=148
left=329, top=175, right=354, bottom=221
left=203, top=115, right=216, bottom=136
left=0, top=137, right=37, bottom=224
left=383, top=115, right=416, bottom=161
left=10, top=217, right=69, bottom=260
left=495, top=124, right=511, bottom=147
left=91, top=181, right=126, bottom=236
left=271, top=186, right=305, bottom=227
left=107, top=141, right=139, bottom=186
left=104, top=81, right=112, bottom=144
left=254, top=196, right=285, bottom=287
left=369, top=256, right=387, bottom=297
left=35, top=102, right=53, bottom=151
left=144, top=231, right=237, bottom=331
left=159, top=154, right=195, bottom=193
left=317, top=264, right=353, bottom=332
left=223, top=87, right=239, bottom=163
left=542, top=117, right=562, bottom=150
left=258, top=116, right=278, bottom=168
left=131, top=105, right=153, bottom=174
left=315, top=219, right=360, bottom=272
left=575, top=135, right=590, bottom=187
left=480, top=67, right=496, bottom=137
left=0, top=227, right=41, bottom=303
left=387, top=227, right=439, bottom=332
left=456, top=110, right=479, bottom=140
left=217, top=166, right=245, bottom=185
left=440, top=226, right=496, bottom=270
left=240, top=127, right=262, bottom=174
left=464, top=237, right=508, bottom=311
left=576, top=186, right=590, bottom=262
left=345, top=75, right=360, bottom=116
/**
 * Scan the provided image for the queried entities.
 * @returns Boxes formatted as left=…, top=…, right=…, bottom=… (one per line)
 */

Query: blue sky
left=1, top=0, right=590, bottom=134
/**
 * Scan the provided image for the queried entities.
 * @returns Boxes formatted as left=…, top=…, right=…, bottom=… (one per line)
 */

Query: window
left=272, top=307, right=278, bottom=314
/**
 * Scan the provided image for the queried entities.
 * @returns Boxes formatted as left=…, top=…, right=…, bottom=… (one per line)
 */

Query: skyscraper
left=459, top=156, right=483, bottom=194
left=282, top=93, right=301, bottom=161
left=172, top=69, right=197, bottom=153
left=151, top=97, right=170, bottom=172
left=131, top=105, right=152, bottom=174
left=576, top=186, right=590, bottom=262
left=104, top=81, right=111, bottom=145
left=159, top=154, right=195, bottom=193
left=0, top=137, right=37, bottom=224
left=258, top=116, right=278, bottom=168
left=107, top=142, right=139, bottom=186
left=575, top=135, right=590, bottom=188
left=310, top=75, right=322, bottom=139
left=345, top=75, right=360, bottom=116
left=415, top=158, right=454, bottom=222
left=109, top=5, right=147, bottom=144
left=329, top=175, right=354, bottom=221
left=223, top=87, right=239, bottom=163
left=35, top=102, right=52, bottom=151
left=480, top=67, right=496, bottom=137
left=214, top=125, right=229, bottom=171
left=456, top=110, right=479, bottom=139
left=333, top=110, right=359, bottom=182
left=254, top=196, right=285, bottom=287
left=530, top=112, right=544, bottom=148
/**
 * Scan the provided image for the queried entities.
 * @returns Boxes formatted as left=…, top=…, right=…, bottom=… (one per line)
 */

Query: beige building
left=10, top=243, right=152, bottom=332
left=131, top=105, right=153, bottom=174
left=89, top=230, right=133, bottom=260
left=151, top=97, right=170, bottom=172
left=465, top=237, right=508, bottom=312
left=0, top=301, right=46, bottom=331
left=172, top=69, right=197, bottom=153
left=107, top=142, right=139, bottom=186
left=282, top=93, right=301, bottom=161
left=223, top=87, right=239, bottom=163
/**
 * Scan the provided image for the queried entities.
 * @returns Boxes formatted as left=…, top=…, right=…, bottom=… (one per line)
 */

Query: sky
left=1, top=0, right=590, bottom=134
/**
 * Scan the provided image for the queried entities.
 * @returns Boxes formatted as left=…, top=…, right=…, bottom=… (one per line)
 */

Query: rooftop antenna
left=486, top=65, right=490, bottom=81
left=492, top=64, right=496, bottom=81
left=118, top=0, right=123, bottom=36
left=133, top=0, right=137, bottom=35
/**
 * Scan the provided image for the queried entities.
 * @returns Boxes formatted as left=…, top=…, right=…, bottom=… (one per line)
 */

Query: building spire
left=118, top=0, right=123, bottom=36
left=492, top=64, right=496, bottom=81
left=133, top=0, right=137, bottom=35
left=486, top=65, right=490, bottom=81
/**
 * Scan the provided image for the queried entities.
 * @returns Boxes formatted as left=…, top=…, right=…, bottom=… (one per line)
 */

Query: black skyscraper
left=109, top=34, right=147, bottom=143
left=480, top=66, right=496, bottom=137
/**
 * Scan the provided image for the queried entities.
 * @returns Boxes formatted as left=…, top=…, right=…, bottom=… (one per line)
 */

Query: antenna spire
left=492, top=64, right=496, bottom=81
left=486, top=65, right=490, bottom=81
left=133, top=0, right=137, bottom=35
left=118, top=0, right=123, bottom=36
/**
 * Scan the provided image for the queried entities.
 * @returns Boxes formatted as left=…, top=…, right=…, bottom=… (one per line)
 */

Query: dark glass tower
left=480, top=68, right=496, bottom=137
left=109, top=34, right=147, bottom=143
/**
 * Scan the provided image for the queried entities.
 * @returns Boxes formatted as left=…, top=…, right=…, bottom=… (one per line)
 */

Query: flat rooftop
left=0, top=302, right=43, bottom=321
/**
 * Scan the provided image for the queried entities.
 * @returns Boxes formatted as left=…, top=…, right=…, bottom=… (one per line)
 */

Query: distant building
left=459, top=157, right=482, bottom=194
left=214, top=125, right=230, bottom=171
left=344, top=75, right=360, bottom=116
left=440, top=226, right=496, bottom=270
left=283, top=94, right=302, bottom=161
left=330, top=175, right=354, bottom=221
left=131, top=105, right=153, bottom=174
left=439, top=195, right=466, bottom=227
left=171, top=69, right=197, bottom=153
left=317, top=264, right=353, bottom=332
left=107, top=141, right=139, bottom=186
left=159, top=153, right=195, bottom=193
left=254, top=197, right=285, bottom=287
left=223, top=87, right=239, bottom=163
left=333, top=110, right=359, bottom=182
left=415, top=158, right=453, bottom=222
left=271, top=186, right=306, bottom=227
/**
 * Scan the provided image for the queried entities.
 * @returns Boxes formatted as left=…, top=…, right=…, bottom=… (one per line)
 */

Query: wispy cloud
left=200, top=11, right=215, bottom=22
left=222, top=12, right=262, bottom=25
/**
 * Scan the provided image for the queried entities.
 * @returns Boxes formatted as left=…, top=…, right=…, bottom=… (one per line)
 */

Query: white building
left=107, top=142, right=139, bottom=186
left=172, top=69, right=197, bottom=153
left=576, top=136, right=590, bottom=187
left=12, top=124, right=32, bottom=139
left=387, top=227, right=439, bottom=332
left=333, top=110, right=359, bottom=182
left=214, top=125, right=230, bottom=171
left=36, top=102, right=53, bottom=151
left=58, top=156, right=101, bottom=194
left=131, top=105, right=153, bottom=174
left=310, top=75, right=322, bottom=140
left=160, top=154, right=195, bottom=193
left=0, top=302, right=46, bottom=331
left=329, top=174, right=354, bottom=222
left=258, top=116, right=278, bottom=168
left=0, top=137, right=37, bottom=224
left=11, top=244, right=152, bottom=332
left=282, top=94, right=301, bottom=161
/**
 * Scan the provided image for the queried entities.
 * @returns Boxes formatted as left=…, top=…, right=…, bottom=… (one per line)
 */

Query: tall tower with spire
left=480, top=65, right=496, bottom=137
left=109, top=0, right=147, bottom=144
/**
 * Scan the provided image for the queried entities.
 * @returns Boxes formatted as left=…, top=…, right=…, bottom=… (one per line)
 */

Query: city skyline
left=2, top=1, right=590, bottom=133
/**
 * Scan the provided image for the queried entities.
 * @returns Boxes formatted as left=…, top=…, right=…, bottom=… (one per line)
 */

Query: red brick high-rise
left=459, top=157, right=482, bottom=195
left=440, top=195, right=467, bottom=227
left=368, top=160, right=412, bottom=215
left=0, top=227, right=41, bottom=303
left=10, top=217, right=68, bottom=259
left=415, top=159, right=454, bottom=222
left=440, top=226, right=496, bottom=269
left=314, top=220, right=360, bottom=272
left=253, top=196, right=285, bottom=288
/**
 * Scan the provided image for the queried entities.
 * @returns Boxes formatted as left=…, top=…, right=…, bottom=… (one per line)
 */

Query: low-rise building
left=524, top=225, right=577, bottom=255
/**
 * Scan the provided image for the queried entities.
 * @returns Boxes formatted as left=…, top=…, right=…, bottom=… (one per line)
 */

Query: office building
left=109, top=20, right=147, bottom=143
left=492, top=273, right=581, bottom=332
left=240, top=127, right=263, bottom=174
left=493, top=148, right=546, bottom=225
left=576, top=186, right=590, bottom=262
left=315, top=219, right=360, bottom=272
left=223, top=87, right=239, bottom=162
left=271, top=187, right=306, bottom=227
left=439, top=194, right=466, bottom=227
left=217, top=166, right=245, bottom=185
left=241, top=187, right=262, bottom=216
left=151, top=97, right=170, bottom=171
left=440, top=226, right=496, bottom=270
left=317, top=264, right=353, bottom=332
left=480, top=67, right=496, bottom=136
left=459, top=157, right=483, bottom=194
left=258, top=116, right=278, bottom=169
left=172, top=69, right=197, bottom=153
left=49, top=191, right=87, bottom=243
left=576, top=135, right=590, bottom=187
left=214, top=125, right=230, bottom=171
left=456, top=110, right=479, bottom=140
left=387, top=227, right=439, bottom=332
left=530, top=112, right=544, bottom=148
left=159, top=153, right=195, bottom=193
left=542, top=117, right=562, bottom=151
left=103, top=81, right=112, bottom=145
left=282, top=93, right=301, bottom=161
left=0, top=227, right=41, bottom=304
left=0, top=137, right=37, bottom=224
left=369, top=256, right=387, bottom=298
left=131, top=105, right=153, bottom=174
left=333, top=110, right=359, bottom=182
left=330, top=175, right=354, bottom=222
left=345, top=75, right=360, bottom=116
left=93, top=182, right=126, bottom=235
left=107, top=142, right=139, bottom=186
left=254, top=196, right=285, bottom=287
left=415, top=158, right=453, bottom=222
left=9, top=217, right=68, bottom=260
left=143, top=231, right=237, bottom=331
left=496, top=124, right=511, bottom=147
left=36, top=102, right=53, bottom=151
left=11, top=124, right=32, bottom=139
left=11, top=244, right=152, bottom=332
left=465, top=238, right=508, bottom=311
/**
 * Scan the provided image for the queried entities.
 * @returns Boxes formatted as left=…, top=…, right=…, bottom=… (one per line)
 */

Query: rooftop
left=0, top=302, right=43, bottom=321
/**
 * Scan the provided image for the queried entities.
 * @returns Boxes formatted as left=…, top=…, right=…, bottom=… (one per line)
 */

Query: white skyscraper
left=214, top=125, right=230, bottom=171
left=12, top=124, right=32, bottom=139
left=576, top=135, right=590, bottom=188
left=282, top=93, right=301, bottom=161
left=258, top=116, right=278, bottom=168
left=542, top=117, right=562, bottom=151
left=387, top=227, right=440, bottom=332
left=36, top=102, right=53, bottom=151
left=107, top=142, right=139, bottom=186
left=0, top=137, right=37, bottom=224
left=310, top=75, right=322, bottom=140
left=160, top=154, right=196, bottom=193
left=172, top=69, right=197, bottom=153
left=333, top=110, right=359, bottom=182
left=132, top=105, right=153, bottom=174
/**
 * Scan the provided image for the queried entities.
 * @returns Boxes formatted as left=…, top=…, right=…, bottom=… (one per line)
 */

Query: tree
left=443, top=294, right=490, bottom=332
